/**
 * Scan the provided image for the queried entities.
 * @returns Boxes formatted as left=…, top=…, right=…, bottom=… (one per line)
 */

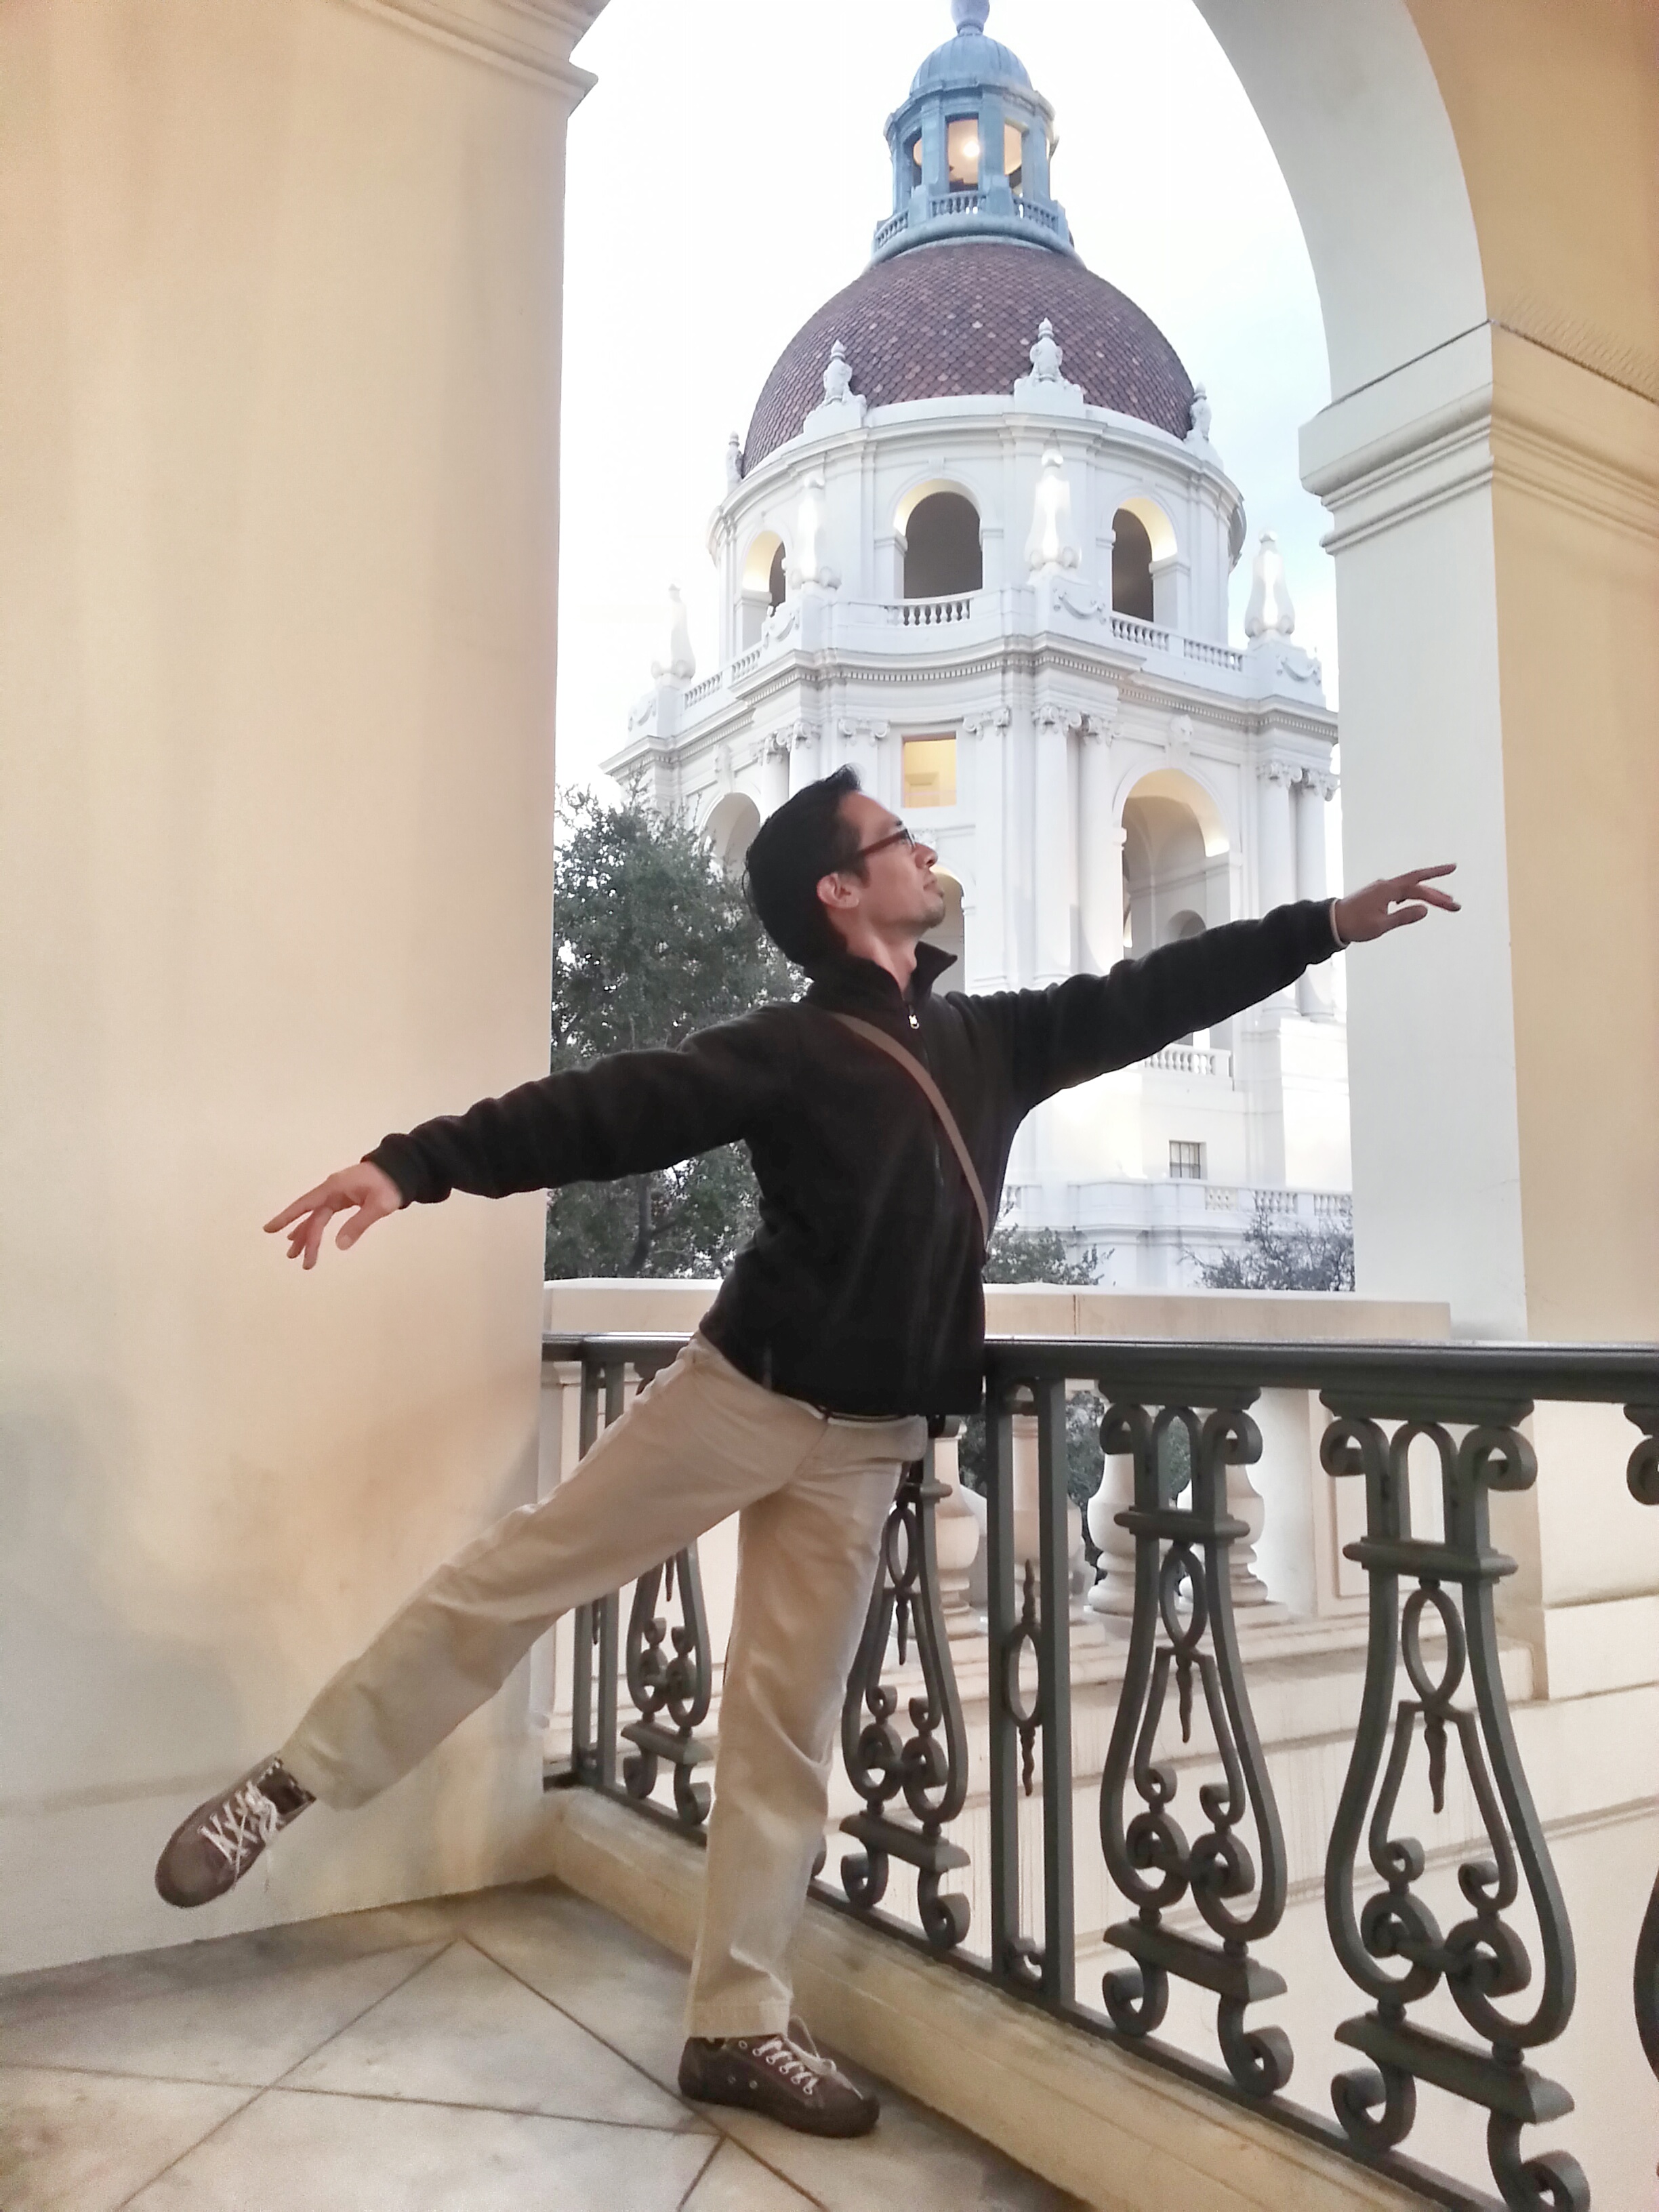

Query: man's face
left=822, top=791, right=947, bottom=941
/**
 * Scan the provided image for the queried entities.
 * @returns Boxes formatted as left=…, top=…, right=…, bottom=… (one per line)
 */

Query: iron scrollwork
left=838, top=1449, right=972, bottom=1947
left=1097, top=1394, right=1292, bottom=2099
left=1625, top=1402, right=1659, bottom=2087
left=620, top=1545, right=714, bottom=1827
left=1320, top=1404, right=1587, bottom=2212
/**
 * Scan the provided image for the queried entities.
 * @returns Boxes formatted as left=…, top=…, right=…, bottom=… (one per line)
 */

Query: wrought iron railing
left=542, top=1329, right=1659, bottom=2210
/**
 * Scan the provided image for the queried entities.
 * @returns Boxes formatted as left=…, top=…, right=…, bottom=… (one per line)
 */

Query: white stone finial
left=1025, top=445, right=1080, bottom=575
left=650, top=584, right=697, bottom=683
left=952, top=0, right=990, bottom=32
left=1244, top=531, right=1295, bottom=638
left=788, top=470, right=840, bottom=592
left=1029, top=317, right=1063, bottom=383
left=1187, top=384, right=1212, bottom=445
left=725, top=433, right=742, bottom=488
left=823, top=341, right=853, bottom=405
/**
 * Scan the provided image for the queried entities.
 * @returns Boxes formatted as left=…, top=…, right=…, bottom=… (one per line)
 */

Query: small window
left=1004, top=121, right=1025, bottom=191
left=946, top=117, right=981, bottom=189
left=1170, top=1141, right=1205, bottom=1181
left=903, top=737, right=958, bottom=810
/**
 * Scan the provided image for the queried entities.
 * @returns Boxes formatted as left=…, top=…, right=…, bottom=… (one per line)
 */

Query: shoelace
left=200, top=1778, right=284, bottom=1875
left=745, top=2028, right=838, bottom=2097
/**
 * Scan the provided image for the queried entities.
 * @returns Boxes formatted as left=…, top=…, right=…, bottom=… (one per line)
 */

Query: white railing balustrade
left=682, top=672, right=722, bottom=708
left=1145, top=1044, right=1232, bottom=1080
left=1182, top=636, right=1245, bottom=673
left=898, top=594, right=975, bottom=628
left=1109, top=611, right=1174, bottom=653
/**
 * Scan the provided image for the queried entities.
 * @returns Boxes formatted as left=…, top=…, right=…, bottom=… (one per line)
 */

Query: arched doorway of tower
left=737, top=530, right=786, bottom=648
left=1110, top=496, right=1176, bottom=627
left=897, top=483, right=983, bottom=601
left=702, top=791, right=760, bottom=876
left=1119, top=766, right=1230, bottom=959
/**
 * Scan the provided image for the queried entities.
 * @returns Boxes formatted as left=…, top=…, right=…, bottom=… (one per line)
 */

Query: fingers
left=335, top=1192, right=394, bottom=1252
left=264, top=1184, right=336, bottom=1234
left=1379, top=902, right=1429, bottom=932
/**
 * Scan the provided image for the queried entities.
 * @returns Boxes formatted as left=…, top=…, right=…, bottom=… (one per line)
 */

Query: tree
left=1193, top=1198, right=1355, bottom=1293
left=544, top=788, right=792, bottom=1279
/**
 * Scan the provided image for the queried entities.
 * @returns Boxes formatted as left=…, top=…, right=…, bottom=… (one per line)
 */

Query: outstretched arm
left=262, top=1007, right=788, bottom=1269
left=993, top=864, right=1460, bottom=1106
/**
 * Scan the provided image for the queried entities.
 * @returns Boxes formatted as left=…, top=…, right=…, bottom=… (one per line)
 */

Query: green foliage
left=982, top=1218, right=1099, bottom=1287
left=1193, top=1197, right=1355, bottom=1293
left=544, top=788, right=793, bottom=1279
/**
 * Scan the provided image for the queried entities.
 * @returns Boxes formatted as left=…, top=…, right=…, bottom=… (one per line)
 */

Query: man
left=155, top=768, right=1457, bottom=2137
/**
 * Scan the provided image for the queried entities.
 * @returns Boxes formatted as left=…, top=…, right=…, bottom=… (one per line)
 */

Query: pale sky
left=555, top=0, right=1338, bottom=802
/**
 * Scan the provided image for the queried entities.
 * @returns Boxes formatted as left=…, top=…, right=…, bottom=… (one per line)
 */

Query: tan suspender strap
left=827, top=1011, right=991, bottom=1253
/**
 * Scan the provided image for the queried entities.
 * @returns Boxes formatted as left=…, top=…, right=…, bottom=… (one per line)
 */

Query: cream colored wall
left=0, top=0, right=601, bottom=1974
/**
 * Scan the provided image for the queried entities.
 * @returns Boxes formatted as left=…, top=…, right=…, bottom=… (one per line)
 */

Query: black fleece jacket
left=369, top=900, right=1340, bottom=1415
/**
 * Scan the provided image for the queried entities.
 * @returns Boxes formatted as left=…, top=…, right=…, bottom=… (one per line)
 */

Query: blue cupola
left=872, top=0, right=1076, bottom=264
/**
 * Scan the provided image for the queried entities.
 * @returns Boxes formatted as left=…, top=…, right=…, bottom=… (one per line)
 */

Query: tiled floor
left=0, top=1880, right=1084, bottom=2211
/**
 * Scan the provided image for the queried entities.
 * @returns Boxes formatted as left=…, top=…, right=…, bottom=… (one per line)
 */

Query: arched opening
left=1111, top=499, right=1177, bottom=626
left=703, top=791, right=761, bottom=878
left=923, top=867, right=965, bottom=978
left=903, top=491, right=983, bottom=600
left=738, top=531, right=785, bottom=649
left=1120, top=771, right=1229, bottom=960
left=1111, top=509, right=1153, bottom=622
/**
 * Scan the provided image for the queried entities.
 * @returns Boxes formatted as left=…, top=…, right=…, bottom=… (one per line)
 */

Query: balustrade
left=543, top=1329, right=1659, bottom=2208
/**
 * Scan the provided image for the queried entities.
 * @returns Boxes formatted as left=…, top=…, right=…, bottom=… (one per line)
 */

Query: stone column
left=786, top=721, right=820, bottom=796
left=965, top=710, right=1010, bottom=989
left=1032, top=704, right=1073, bottom=985
left=0, top=0, right=600, bottom=1974
left=1295, top=771, right=1336, bottom=1013
left=762, top=735, right=791, bottom=816
left=1077, top=705, right=1122, bottom=973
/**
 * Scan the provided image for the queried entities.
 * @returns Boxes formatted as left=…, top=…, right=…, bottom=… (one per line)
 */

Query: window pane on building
left=903, top=737, right=958, bottom=809
left=1170, top=1140, right=1204, bottom=1180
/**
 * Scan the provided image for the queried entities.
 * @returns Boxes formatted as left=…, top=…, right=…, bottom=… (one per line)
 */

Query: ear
left=816, top=869, right=859, bottom=914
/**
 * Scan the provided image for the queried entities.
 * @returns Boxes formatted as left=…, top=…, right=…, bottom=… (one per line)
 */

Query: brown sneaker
left=155, top=1758, right=314, bottom=1907
left=678, top=2022, right=879, bottom=2137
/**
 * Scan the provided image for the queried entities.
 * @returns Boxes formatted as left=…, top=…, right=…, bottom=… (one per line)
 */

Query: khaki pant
left=280, top=1333, right=924, bottom=2039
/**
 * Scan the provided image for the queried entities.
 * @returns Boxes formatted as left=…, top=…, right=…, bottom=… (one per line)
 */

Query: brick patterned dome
left=742, top=240, right=1195, bottom=474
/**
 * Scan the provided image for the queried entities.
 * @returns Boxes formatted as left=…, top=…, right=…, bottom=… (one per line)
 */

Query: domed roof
left=909, top=29, right=1030, bottom=95
left=742, top=241, right=1195, bottom=474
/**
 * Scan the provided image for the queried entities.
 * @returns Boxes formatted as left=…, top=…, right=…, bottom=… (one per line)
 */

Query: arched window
left=703, top=792, right=761, bottom=878
left=903, top=492, right=983, bottom=599
left=738, top=531, right=786, bottom=649
left=1112, top=508, right=1154, bottom=622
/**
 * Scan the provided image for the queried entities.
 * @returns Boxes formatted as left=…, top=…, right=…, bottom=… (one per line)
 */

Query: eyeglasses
left=855, top=824, right=918, bottom=861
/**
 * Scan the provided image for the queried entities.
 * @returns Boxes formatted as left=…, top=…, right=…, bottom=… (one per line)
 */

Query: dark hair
left=743, top=766, right=865, bottom=970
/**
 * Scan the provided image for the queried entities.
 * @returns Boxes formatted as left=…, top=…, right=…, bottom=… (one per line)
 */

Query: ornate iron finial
left=951, top=0, right=990, bottom=33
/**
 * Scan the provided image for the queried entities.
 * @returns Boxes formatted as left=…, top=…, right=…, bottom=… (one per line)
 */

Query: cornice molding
left=334, top=0, right=601, bottom=98
left=1303, top=320, right=1659, bottom=554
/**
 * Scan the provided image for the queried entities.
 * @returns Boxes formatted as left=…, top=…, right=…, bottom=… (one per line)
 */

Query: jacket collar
left=802, top=941, right=957, bottom=1022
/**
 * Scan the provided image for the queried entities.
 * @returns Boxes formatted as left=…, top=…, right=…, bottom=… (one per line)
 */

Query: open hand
left=1334, top=865, right=1459, bottom=946
left=264, top=1162, right=405, bottom=1269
